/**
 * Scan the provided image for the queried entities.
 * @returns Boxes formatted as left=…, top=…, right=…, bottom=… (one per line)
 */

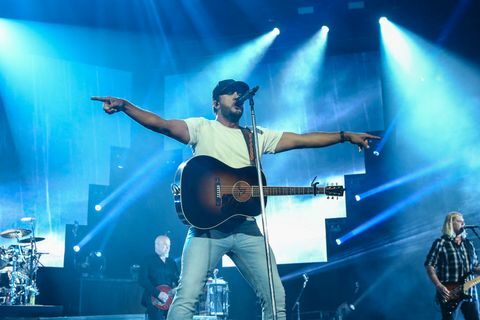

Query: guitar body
left=438, top=281, right=474, bottom=314
left=151, top=284, right=174, bottom=310
left=173, top=156, right=266, bottom=229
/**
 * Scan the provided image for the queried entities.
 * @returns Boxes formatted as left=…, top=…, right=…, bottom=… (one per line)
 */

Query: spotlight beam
left=355, top=159, right=454, bottom=201
left=337, top=173, right=456, bottom=245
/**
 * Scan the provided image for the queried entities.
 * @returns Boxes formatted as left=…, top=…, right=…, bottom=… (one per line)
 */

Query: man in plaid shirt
left=425, top=211, right=480, bottom=320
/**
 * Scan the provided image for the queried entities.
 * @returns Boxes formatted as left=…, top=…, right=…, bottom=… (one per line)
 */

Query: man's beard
left=222, top=107, right=243, bottom=122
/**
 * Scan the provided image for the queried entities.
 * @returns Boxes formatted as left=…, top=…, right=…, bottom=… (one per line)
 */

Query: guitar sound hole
left=232, top=181, right=252, bottom=202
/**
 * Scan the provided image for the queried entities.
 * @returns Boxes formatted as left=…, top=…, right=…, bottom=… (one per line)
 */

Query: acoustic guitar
left=172, top=155, right=345, bottom=229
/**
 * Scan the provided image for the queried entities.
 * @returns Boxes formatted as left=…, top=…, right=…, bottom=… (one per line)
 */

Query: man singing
left=92, top=79, right=379, bottom=319
left=425, top=211, right=480, bottom=320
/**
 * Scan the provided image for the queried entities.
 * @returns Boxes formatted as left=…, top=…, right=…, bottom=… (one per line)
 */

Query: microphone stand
left=292, top=275, right=309, bottom=320
left=468, top=227, right=480, bottom=241
left=27, top=219, right=37, bottom=304
left=247, top=90, right=277, bottom=320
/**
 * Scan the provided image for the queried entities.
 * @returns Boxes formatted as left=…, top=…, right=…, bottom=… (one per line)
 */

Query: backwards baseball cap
left=212, top=79, right=249, bottom=101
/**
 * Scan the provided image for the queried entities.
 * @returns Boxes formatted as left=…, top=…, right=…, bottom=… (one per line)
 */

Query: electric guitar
left=172, top=155, right=345, bottom=229
left=439, top=275, right=480, bottom=314
left=151, top=284, right=175, bottom=310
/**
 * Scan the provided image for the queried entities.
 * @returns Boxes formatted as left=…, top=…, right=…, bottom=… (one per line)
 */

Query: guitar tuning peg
left=327, top=196, right=330, bottom=200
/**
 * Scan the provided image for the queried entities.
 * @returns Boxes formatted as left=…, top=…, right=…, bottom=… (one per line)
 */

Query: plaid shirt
left=425, top=235, right=479, bottom=301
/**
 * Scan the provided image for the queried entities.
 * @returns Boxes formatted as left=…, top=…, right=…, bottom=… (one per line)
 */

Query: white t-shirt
left=184, top=117, right=283, bottom=168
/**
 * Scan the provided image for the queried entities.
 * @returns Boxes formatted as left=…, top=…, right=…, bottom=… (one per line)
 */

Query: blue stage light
left=94, top=204, right=102, bottom=212
left=379, top=17, right=388, bottom=25
left=73, top=245, right=80, bottom=252
left=273, top=27, right=280, bottom=36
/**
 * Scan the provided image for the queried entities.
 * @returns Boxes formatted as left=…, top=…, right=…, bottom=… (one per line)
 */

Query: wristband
left=340, top=131, right=346, bottom=143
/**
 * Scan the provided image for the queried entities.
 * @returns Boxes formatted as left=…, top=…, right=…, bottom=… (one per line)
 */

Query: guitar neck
left=464, top=275, right=480, bottom=291
left=253, top=186, right=325, bottom=196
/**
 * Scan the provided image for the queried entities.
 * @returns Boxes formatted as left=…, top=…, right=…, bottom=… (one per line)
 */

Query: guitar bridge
left=215, top=177, right=221, bottom=206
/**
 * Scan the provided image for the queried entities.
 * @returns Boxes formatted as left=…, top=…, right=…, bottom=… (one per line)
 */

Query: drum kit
left=0, top=218, right=46, bottom=305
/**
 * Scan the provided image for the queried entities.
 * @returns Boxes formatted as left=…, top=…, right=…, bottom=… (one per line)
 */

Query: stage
left=0, top=1, right=479, bottom=319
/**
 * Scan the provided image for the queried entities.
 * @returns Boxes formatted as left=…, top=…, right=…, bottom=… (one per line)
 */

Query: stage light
left=373, top=150, right=380, bottom=156
left=321, top=26, right=329, bottom=34
left=336, top=238, right=342, bottom=245
left=379, top=17, right=388, bottom=25
left=81, top=250, right=106, bottom=277
left=279, top=24, right=329, bottom=110
left=117, top=165, right=124, bottom=169
left=338, top=176, right=454, bottom=245
left=77, top=152, right=181, bottom=251
left=73, top=245, right=80, bottom=252
left=273, top=27, right=280, bottom=36
left=336, top=301, right=356, bottom=318
left=355, top=159, right=453, bottom=202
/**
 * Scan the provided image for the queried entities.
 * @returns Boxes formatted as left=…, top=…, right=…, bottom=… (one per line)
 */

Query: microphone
left=213, top=268, right=219, bottom=278
left=464, top=225, right=479, bottom=229
left=236, top=86, right=259, bottom=105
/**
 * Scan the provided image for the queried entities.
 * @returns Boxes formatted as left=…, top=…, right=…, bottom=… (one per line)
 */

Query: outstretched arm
left=91, top=96, right=190, bottom=144
left=275, top=131, right=381, bottom=153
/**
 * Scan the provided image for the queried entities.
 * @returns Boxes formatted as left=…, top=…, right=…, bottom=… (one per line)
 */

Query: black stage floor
left=0, top=304, right=144, bottom=320
left=0, top=305, right=63, bottom=318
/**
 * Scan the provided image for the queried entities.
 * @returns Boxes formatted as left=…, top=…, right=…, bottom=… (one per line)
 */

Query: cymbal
left=17, top=237, right=45, bottom=243
left=0, top=228, right=31, bottom=239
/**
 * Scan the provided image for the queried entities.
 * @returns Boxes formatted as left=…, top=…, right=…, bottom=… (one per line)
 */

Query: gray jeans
left=167, top=232, right=286, bottom=320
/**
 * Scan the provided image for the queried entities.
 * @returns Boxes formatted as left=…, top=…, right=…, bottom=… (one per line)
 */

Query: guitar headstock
left=325, top=185, right=345, bottom=197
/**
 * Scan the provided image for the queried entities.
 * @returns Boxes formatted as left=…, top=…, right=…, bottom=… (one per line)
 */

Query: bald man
left=139, top=235, right=179, bottom=320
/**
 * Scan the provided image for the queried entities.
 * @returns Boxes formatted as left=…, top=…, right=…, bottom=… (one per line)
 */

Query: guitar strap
left=463, top=239, right=473, bottom=274
left=240, top=127, right=256, bottom=166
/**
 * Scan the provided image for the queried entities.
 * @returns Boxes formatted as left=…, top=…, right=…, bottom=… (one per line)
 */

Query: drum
left=197, top=278, right=229, bottom=318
